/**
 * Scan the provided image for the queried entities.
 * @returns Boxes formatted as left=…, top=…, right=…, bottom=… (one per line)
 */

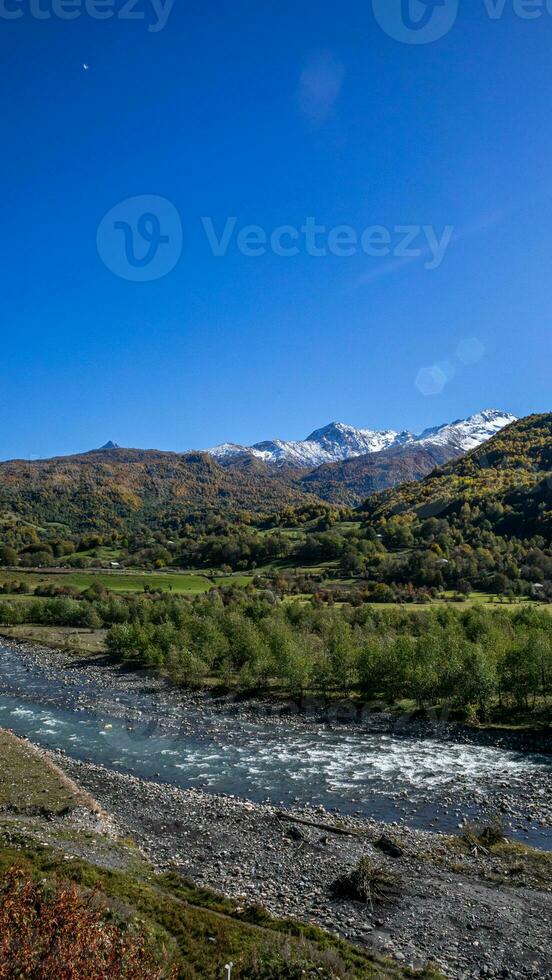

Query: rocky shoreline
left=50, top=752, right=552, bottom=980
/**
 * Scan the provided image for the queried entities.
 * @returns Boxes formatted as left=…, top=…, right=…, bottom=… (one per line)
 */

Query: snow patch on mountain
left=416, top=410, right=517, bottom=453
left=207, top=410, right=517, bottom=469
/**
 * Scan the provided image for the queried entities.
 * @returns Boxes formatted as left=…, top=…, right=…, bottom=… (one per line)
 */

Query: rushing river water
left=0, top=642, right=551, bottom=846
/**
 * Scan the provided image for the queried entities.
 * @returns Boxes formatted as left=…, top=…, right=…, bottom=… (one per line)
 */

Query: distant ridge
left=0, top=411, right=534, bottom=531
left=359, top=413, right=552, bottom=540
left=207, top=409, right=517, bottom=469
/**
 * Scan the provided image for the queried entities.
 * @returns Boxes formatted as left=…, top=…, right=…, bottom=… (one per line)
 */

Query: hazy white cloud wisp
left=298, top=52, right=344, bottom=125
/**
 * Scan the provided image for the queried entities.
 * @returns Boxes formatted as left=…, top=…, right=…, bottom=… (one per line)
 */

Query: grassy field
left=0, top=569, right=253, bottom=595
left=0, top=624, right=106, bottom=653
left=361, top=594, right=550, bottom=610
left=0, top=565, right=548, bottom=616
left=0, top=730, right=94, bottom=815
left=285, top=592, right=551, bottom=612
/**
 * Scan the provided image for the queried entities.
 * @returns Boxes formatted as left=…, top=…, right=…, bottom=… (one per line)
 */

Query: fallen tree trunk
left=275, top=811, right=359, bottom=837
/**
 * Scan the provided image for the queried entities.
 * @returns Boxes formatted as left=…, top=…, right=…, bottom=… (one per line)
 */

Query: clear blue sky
left=1, top=0, right=551, bottom=459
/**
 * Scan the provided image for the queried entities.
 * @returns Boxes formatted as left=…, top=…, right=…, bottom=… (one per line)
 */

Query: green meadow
left=0, top=569, right=253, bottom=596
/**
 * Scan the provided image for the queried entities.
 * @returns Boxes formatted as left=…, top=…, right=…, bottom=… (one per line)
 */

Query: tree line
left=2, top=591, right=551, bottom=721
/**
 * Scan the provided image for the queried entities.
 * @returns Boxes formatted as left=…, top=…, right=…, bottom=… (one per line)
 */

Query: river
left=0, top=641, right=550, bottom=847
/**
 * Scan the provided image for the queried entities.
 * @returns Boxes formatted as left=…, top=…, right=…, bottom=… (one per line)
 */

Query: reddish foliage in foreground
left=0, top=868, right=174, bottom=980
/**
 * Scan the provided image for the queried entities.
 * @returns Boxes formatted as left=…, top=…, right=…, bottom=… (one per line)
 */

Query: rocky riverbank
left=49, top=752, right=552, bottom=980
left=2, top=637, right=552, bottom=977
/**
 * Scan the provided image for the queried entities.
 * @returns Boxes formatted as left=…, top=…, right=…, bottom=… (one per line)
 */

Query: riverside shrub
left=0, top=868, right=174, bottom=979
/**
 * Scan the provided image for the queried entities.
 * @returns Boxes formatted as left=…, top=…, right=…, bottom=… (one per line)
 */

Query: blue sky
left=1, top=0, right=551, bottom=459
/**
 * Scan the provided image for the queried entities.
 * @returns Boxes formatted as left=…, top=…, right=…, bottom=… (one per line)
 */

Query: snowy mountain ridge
left=207, top=410, right=517, bottom=469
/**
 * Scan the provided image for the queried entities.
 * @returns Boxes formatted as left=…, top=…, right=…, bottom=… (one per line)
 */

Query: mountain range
left=0, top=409, right=518, bottom=532
left=207, top=409, right=516, bottom=469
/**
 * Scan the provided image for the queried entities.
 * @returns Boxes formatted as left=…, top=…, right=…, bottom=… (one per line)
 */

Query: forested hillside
left=301, top=442, right=458, bottom=505
left=361, top=413, right=552, bottom=539
left=0, top=448, right=315, bottom=533
left=0, top=416, right=550, bottom=604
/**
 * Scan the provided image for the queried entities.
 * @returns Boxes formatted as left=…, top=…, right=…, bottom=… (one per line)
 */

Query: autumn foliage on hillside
left=0, top=448, right=314, bottom=533
left=361, top=413, right=552, bottom=537
left=0, top=868, right=175, bottom=980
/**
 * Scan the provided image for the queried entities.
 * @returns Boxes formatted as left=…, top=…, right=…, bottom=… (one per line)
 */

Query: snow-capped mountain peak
left=305, top=421, right=404, bottom=456
left=416, top=409, right=517, bottom=453
left=206, top=409, right=516, bottom=469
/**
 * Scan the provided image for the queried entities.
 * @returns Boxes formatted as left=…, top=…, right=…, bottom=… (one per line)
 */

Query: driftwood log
left=275, top=810, right=360, bottom=837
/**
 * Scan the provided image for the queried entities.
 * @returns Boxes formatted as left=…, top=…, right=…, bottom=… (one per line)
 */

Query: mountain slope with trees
left=0, top=415, right=549, bottom=591
left=0, top=414, right=514, bottom=534
left=360, top=413, right=552, bottom=539
left=300, top=442, right=459, bottom=505
left=0, top=448, right=315, bottom=533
